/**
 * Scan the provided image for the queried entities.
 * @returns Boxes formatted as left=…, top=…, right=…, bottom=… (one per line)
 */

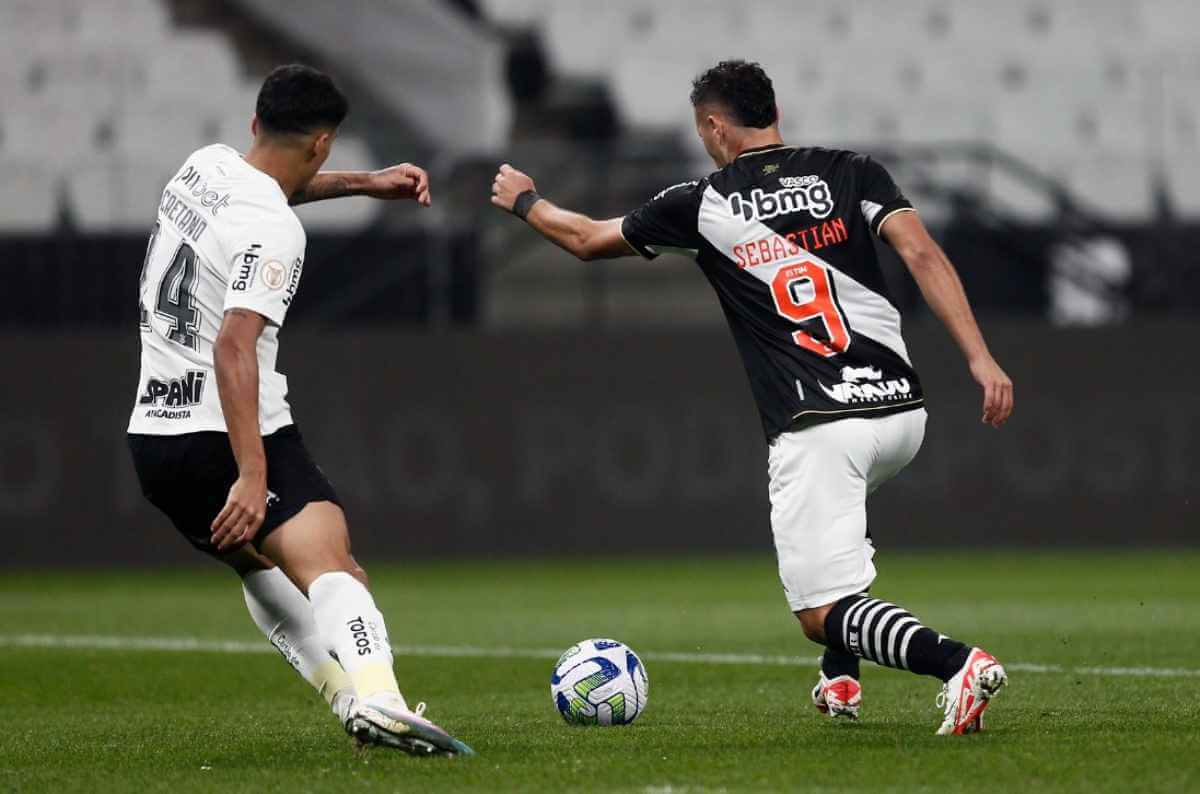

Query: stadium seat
left=76, top=0, right=170, bottom=42
left=1162, top=54, right=1200, bottom=155
left=1164, top=152, right=1200, bottom=217
left=610, top=53, right=711, bottom=128
left=542, top=2, right=639, bottom=77
left=1140, top=0, right=1200, bottom=48
left=0, top=0, right=83, bottom=36
left=20, top=42, right=146, bottom=116
left=0, top=162, right=59, bottom=232
left=1060, top=154, right=1156, bottom=221
left=475, top=0, right=549, bottom=26
left=103, top=108, right=215, bottom=165
left=948, top=0, right=1143, bottom=44
left=67, top=157, right=177, bottom=231
left=891, top=100, right=994, bottom=145
left=0, top=100, right=99, bottom=172
left=143, top=32, right=242, bottom=111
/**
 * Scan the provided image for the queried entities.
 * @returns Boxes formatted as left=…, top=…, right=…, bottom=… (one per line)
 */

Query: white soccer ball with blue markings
left=550, top=638, right=649, bottom=726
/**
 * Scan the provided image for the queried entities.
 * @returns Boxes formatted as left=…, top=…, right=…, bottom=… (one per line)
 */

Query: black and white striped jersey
left=621, top=144, right=924, bottom=440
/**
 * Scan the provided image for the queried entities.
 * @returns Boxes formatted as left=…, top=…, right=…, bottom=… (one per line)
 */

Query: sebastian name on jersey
left=128, top=144, right=306, bottom=436
left=621, top=144, right=924, bottom=440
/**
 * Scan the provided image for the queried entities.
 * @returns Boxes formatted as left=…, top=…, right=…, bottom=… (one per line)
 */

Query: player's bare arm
left=290, top=163, right=432, bottom=207
left=491, top=163, right=633, bottom=260
left=211, top=307, right=269, bottom=551
left=881, top=210, right=1014, bottom=428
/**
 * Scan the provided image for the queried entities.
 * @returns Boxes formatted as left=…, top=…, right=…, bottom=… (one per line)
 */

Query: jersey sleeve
left=854, top=155, right=915, bottom=236
left=223, top=219, right=305, bottom=327
left=620, top=180, right=705, bottom=260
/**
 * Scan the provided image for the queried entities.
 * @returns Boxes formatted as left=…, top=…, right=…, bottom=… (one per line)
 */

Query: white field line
left=1, top=633, right=1198, bottom=679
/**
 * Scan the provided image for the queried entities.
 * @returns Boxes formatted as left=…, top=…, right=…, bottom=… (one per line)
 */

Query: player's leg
left=769, top=418, right=876, bottom=720
left=788, top=410, right=1006, bottom=734
left=257, top=500, right=472, bottom=756
left=222, top=544, right=356, bottom=726
left=255, top=501, right=403, bottom=702
left=128, top=430, right=358, bottom=727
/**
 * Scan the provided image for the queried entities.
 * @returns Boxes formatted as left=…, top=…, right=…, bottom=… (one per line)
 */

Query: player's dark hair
left=690, top=60, right=778, bottom=129
left=255, top=64, right=349, bottom=136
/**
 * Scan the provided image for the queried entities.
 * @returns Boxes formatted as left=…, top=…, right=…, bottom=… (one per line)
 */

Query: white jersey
left=128, top=144, right=306, bottom=436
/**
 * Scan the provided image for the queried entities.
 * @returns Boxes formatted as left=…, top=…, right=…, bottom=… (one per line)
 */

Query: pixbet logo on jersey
left=174, top=165, right=233, bottom=216
left=728, top=175, right=834, bottom=222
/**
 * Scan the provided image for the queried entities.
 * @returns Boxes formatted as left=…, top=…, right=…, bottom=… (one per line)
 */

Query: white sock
left=308, top=571, right=405, bottom=705
left=242, top=567, right=353, bottom=706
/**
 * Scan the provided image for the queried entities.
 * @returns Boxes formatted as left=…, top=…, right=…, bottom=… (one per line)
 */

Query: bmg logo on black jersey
left=139, top=370, right=207, bottom=408
left=728, top=176, right=834, bottom=222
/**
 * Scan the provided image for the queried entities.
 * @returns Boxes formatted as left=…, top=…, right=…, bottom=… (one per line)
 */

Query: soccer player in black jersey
left=492, top=60, right=1014, bottom=734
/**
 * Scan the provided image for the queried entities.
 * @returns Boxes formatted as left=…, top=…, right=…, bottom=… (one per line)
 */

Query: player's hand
left=969, top=354, right=1013, bottom=428
left=364, top=164, right=431, bottom=206
left=211, top=470, right=268, bottom=552
left=491, top=164, right=535, bottom=213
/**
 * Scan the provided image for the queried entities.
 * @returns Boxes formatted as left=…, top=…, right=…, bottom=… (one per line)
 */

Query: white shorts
left=767, top=408, right=927, bottom=611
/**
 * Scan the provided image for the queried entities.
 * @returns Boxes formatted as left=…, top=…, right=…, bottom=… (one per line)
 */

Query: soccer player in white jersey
left=491, top=61, right=1013, bottom=734
left=127, top=64, right=471, bottom=755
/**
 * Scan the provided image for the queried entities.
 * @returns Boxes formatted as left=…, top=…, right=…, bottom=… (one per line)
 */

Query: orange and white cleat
left=811, top=673, right=862, bottom=721
left=935, top=647, right=1007, bottom=735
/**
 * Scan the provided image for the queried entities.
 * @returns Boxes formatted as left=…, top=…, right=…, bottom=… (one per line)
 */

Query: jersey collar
left=736, top=143, right=788, bottom=160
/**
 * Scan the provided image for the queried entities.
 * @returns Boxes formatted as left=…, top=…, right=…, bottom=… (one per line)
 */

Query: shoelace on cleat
left=414, top=702, right=427, bottom=718
left=936, top=686, right=952, bottom=717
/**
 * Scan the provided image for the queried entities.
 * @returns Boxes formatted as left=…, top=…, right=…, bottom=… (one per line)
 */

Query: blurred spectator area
left=472, top=0, right=1200, bottom=325
left=0, top=0, right=499, bottom=233
left=1, top=0, right=1198, bottom=325
left=480, top=0, right=1200, bottom=222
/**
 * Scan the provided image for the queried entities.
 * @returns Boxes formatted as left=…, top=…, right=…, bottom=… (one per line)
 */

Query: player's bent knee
left=794, top=603, right=834, bottom=643
left=258, top=500, right=360, bottom=591
left=222, top=544, right=275, bottom=577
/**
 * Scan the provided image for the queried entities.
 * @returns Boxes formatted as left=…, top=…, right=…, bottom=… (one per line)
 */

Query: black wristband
left=512, top=189, right=542, bottom=220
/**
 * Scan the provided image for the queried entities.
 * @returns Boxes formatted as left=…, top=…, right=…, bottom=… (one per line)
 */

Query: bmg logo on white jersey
left=728, top=176, right=834, bottom=222
left=230, top=244, right=264, bottom=292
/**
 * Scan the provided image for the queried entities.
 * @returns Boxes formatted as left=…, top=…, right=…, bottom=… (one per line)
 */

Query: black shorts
left=127, top=425, right=340, bottom=557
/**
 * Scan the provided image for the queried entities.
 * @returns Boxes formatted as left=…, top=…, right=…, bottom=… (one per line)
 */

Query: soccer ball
left=550, top=638, right=649, bottom=726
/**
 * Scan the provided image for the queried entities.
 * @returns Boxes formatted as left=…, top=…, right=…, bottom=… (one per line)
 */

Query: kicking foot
left=936, top=647, right=1007, bottom=735
left=332, top=688, right=357, bottom=735
left=349, top=694, right=475, bottom=756
left=812, top=673, right=862, bottom=721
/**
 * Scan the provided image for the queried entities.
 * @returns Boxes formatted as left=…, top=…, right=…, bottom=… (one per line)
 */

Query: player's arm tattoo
left=289, top=173, right=357, bottom=206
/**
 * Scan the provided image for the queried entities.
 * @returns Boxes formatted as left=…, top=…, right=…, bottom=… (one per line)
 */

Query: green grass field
left=1, top=552, right=1198, bottom=793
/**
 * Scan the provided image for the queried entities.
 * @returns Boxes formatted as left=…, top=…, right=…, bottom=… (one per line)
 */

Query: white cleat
left=349, top=693, right=475, bottom=757
left=331, top=688, right=357, bottom=734
left=811, top=673, right=862, bottom=721
left=936, top=647, right=1008, bottom=735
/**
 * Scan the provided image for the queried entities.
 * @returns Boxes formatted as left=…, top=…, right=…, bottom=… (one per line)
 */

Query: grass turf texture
left=1, top=552, right=1198, bottom=793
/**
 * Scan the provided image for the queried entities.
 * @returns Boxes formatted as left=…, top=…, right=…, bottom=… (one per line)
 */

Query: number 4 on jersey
left=770, top=259, right=851, bottom=357
left=139, top=228, right=201, bottom=351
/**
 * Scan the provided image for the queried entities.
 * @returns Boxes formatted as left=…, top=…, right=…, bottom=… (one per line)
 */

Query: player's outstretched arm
left=881, top=211, right=1013, bottom=428
left=212, top=308, right=270, bottom=552
left=290, top=164, right=432, bottom=207
left=491, top=164, right=635, bottom=260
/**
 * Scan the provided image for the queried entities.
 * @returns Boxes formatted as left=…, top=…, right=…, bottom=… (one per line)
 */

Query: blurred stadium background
left=2, top=0, right=1198, bottom=567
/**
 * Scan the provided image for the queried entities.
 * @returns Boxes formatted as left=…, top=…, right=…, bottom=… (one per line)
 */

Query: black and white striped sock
left=823, top=594, right=970, bottom=682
